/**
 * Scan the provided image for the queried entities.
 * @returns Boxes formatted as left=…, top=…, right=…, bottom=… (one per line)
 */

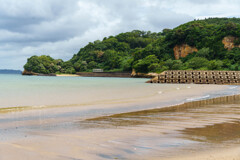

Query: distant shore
left=22, top=69, right=158, bottom=78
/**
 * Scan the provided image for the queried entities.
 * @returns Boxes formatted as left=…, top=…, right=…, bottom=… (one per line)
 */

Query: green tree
left=186, top=57, right=209, bottom=69
left=121, top=57, right=134, bottom=71
left=148, top=63, right=161, bottom=72
left=24, top=55, right=62, bottom=74
left=208, top=60, right=223, bottom=70
left=195, top=47, right=210, bottom=58
left=134, top=55, right=159, bottom=73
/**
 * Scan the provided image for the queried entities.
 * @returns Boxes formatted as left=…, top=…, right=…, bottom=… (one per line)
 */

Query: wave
left=229, top=86, right=238, bottom=90
left=186, top=95, right=210, bottom=102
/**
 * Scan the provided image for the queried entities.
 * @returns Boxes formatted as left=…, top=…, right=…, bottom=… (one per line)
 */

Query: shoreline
left=86, top=94, right=240, bottom=121
left=0, top=84, right=233, bottom=115
left=22, top=70, right=157, bottom=78
left=0, top=85, right=238, bottom=115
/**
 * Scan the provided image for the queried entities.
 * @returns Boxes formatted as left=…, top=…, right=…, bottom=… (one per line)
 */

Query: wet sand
left=1, top=84, right=240, bottom=159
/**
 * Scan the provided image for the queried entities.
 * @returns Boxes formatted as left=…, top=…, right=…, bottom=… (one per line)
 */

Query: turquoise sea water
left=0, top=74, right=239, bottom=109
left=0, top=74, right=152, bottom=108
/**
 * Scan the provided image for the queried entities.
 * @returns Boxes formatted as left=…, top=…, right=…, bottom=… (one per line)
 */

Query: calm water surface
left=0, top=74, right=155, bottom=107
left=0, top=74, right=239, bottom=108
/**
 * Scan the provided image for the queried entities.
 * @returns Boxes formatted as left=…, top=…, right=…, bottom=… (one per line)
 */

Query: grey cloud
left=147, top=9, right=194, bottom=30
left=0, top=0, right=239, bottom=69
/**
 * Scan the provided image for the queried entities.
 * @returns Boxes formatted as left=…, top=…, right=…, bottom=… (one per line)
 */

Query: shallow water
left=0, top=74, right=239, bottom=109
left=1, top=74, right=240, bottom=159
left=0, top=74, right=153, bottom=107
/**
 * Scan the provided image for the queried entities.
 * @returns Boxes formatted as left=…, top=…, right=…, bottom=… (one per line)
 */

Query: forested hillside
left=24, top=18, right=240, bottom=74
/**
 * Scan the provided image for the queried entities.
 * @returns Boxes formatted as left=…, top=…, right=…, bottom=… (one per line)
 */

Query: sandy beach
left=1, top=82, right=240, bottom=160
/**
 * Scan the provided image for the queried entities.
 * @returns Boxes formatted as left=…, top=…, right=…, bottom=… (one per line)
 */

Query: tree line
left=24, top=18, right=240, bottom=74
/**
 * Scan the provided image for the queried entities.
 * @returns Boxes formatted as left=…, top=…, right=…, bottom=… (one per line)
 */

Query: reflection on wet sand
left=183, top=121, right=240, bottom=143
left=1, top=96, right=240, bottom=159
left=79, top=98, right=240, bottom=159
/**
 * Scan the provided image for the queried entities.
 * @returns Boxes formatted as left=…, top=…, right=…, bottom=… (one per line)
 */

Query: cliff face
left=22, top=70, right=56, bottom=76
left=222, top=36, right=240, bottom=50
left=174, top=44, right=198, bottom=60
left=173, top=36, right=240, bottom=60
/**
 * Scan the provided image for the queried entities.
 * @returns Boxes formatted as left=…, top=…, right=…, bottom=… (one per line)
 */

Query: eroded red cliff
left=173, top=44, right=198, bottom=60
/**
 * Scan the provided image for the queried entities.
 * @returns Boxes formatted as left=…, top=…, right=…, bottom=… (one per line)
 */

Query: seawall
left=77, top=72, right=132, bottom=78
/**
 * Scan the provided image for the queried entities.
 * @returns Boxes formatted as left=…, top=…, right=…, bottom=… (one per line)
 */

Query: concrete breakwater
left=148, top=70, right=240, bottom=85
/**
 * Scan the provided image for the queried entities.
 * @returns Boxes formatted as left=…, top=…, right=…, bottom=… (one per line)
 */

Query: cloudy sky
left=0, top=0, right=239, bottom=70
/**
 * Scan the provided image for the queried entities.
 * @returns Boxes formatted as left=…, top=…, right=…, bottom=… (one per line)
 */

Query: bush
left=148, top=63, right=161, bottom=72
left=208, top=60, right=223, bottom=70
left=134, top=55, right=159, bottom=73
left=186, top=57, right=209, bottom=69
left=195, top=47, right=210, bottom=58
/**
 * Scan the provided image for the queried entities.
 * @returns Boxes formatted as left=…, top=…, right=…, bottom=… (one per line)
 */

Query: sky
left=0, top=0, right=239, bottom=70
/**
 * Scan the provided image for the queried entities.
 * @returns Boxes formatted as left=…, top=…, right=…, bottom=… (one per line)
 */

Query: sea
left=0, top=74, right=239, bottom=110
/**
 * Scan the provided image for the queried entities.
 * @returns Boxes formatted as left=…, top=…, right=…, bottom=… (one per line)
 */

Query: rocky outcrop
left=22, top=70, right=38, bottom=76
left=222, top=36, right=240, bottom=50
left=131, top=69, right=157, bottom=78
left=174, top=44, right=198, bottom=60
left=132, top=73, right=157, bottom=78
left=22, top=70, right=56, bottom=76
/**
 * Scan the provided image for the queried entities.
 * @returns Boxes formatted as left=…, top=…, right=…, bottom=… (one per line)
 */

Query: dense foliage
left=24, top=55, right=64, bottom=74
left=24, top=18, right=240, bottom=74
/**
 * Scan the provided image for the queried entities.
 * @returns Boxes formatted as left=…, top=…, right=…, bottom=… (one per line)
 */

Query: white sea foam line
left=229, top=86, right=238, bottom=89
left=186, top=95, right=210, bottom=102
